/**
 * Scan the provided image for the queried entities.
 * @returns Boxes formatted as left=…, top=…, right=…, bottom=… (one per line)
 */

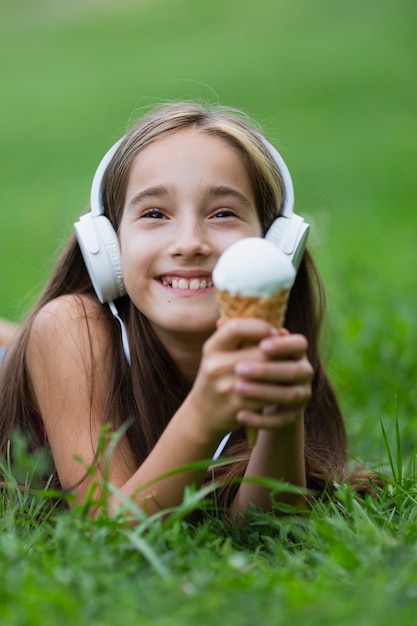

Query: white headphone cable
left=108, top=301, right=131, bottom=366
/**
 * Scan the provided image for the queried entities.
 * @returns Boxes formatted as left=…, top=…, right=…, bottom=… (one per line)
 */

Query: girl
left=0, top=102, right=349, bottom=519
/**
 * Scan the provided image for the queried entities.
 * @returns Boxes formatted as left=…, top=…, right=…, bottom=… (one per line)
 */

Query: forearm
left=105, top=400, right=221, bottom=517
left=230, top=415, right=306, bottom=519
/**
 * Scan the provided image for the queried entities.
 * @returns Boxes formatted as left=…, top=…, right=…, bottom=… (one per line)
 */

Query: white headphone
left=74, top=139, right=125, bottom=304
left=74, top=133, right=309, bottom=304
left=261, top=138, right=310, bottom=270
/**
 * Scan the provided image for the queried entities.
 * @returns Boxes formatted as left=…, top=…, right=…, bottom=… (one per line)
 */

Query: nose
left=168, top=217, right=212, bottom=258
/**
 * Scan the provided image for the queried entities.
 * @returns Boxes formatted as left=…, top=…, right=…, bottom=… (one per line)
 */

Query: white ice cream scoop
left=212, top=237, right=296, bottom=297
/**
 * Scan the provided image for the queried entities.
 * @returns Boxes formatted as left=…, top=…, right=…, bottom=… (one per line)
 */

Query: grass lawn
left=0, top=0, right=416, bottom=623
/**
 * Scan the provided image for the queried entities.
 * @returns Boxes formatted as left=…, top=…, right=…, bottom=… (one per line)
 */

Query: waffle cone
left=216, top=288, right=290, bottom=448
left=216, top=288, right=290, bottom=330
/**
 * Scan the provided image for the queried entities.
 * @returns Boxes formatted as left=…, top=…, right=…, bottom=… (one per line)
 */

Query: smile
left=160, top=276, right=213, bottom=290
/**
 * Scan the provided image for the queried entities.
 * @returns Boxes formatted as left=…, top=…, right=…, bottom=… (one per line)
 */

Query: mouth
left=159, top=275, right=213, bottom=290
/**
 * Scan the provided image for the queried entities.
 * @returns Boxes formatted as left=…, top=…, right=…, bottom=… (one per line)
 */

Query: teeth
left=163, top=277, right=212, bottom=290
left=189, top=279, right=200, bottom=290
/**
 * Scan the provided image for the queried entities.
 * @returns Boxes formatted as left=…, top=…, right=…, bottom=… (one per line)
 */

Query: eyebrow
left=127, top=185, right=174, bottom=211
left=204, top=185, right=253, bottom=208
left=126, top=184, right=253, bottom=211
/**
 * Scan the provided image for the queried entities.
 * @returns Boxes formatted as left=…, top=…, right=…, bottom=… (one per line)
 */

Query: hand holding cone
left=212, top=238, right=296, bottom=447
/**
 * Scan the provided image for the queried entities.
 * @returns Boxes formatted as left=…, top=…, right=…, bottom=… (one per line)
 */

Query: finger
left=208, top=318, right=278, bottom=352
left=234, top=358, right=313, bottom=384
left=234, top=379, right=312, bottom=408
left=259, top=333, right=309, bottom=359
left=237, top=408, right=304, bottom=430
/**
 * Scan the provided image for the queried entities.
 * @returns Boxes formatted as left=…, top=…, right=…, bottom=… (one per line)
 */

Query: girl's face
left=119, top=127, right=262, bottom=343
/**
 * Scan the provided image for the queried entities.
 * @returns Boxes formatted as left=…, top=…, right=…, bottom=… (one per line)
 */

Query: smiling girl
left=0, top=102, right=351, bottom=519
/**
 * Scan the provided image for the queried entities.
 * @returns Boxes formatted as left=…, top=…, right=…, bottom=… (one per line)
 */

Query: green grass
left=0, top=0, right=416, bottom=623
left=2, top=442, right=417, bottom=626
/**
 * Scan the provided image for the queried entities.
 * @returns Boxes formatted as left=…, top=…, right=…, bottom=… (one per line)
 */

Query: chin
left=166, top=317, right=216, bottom=336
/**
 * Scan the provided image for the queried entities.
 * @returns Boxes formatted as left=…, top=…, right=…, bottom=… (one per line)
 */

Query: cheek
left=217, top=222, right=263, bottom=252
left=120, top=236, right=157, bottom=298
left=122, top=248, right=143, bottom=276
left=120, top=240, right=142, bottom=282
left=251, top=212, right=264, bottom=236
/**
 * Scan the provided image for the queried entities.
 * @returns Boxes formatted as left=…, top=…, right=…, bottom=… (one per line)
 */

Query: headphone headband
left=260, top=137, right=294, bottom=218
left=90, top=138, right=124, bottom=217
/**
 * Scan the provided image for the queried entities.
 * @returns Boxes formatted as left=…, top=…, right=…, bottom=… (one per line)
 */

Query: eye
left=212, top=208, right=238, bottom=219
left=141, top=208, right=166, bottom=219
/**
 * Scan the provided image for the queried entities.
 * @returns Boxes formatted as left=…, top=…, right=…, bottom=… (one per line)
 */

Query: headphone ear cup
left=74, top=213, right=126, bottom=303
left=265, top=213, right=310, bottom=271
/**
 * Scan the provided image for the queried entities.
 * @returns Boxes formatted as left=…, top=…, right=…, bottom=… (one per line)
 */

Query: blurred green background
left=0, top=0, right=416, bottom=459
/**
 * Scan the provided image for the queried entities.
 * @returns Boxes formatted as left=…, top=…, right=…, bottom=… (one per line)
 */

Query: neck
left=153, top=328, right=213, bottom=384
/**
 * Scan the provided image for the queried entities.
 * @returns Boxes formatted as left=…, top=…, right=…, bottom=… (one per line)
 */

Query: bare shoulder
left=26, top=294, right=115, bottom=443
left=27, top=294, right=111, bottom=368
left=26, top=295, right=134, bottom=497
left=30, top=294, right=106, bottom=332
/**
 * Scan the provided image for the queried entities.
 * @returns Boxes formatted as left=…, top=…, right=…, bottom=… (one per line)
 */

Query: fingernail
left=260, top=338, right=275, bottom=352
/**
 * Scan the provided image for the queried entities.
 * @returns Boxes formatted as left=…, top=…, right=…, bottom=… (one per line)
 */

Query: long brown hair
left=0, top=102, right=348, bottom=501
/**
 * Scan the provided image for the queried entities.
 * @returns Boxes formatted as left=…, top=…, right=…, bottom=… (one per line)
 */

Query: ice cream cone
left=212, top=237, right=297, bottom=449
left=216, top=288, right=290, bottom=330
left=216, top=288, right=290, bottom=448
